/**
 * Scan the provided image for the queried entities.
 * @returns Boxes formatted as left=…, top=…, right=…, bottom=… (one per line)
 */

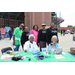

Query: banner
left=0, top=28, right=5, bottom=34
left=5, top=26, right=11, bottom=33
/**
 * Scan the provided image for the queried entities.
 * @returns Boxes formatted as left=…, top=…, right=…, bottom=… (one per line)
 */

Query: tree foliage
left=73, top=26, right=75, bottom=29
left=67, top=25, right=75, bottom=29
left=67, top=25, right=73, bottom=27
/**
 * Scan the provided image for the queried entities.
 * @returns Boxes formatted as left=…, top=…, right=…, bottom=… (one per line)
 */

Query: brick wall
left=24, top=12, right=51, bottom=30
left=0, top=12, right=51, bottom=30
left=0, top=18, right=23, bottom=28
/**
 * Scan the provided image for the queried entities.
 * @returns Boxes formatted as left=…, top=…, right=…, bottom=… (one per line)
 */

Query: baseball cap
left=41, top=22, right=46, bottom=26
left=21, top=23, right=24, bottom=27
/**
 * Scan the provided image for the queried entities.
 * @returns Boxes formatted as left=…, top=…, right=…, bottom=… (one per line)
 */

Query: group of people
left=12, top=22, right=61, bottom=53
left=61, top=30, right=65, bottom=36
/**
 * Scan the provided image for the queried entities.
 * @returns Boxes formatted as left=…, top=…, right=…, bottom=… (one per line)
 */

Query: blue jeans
left=49, top=42, right=51, bottom=44
left=9, top=34, right=12, bottom=40
left=14, top=45, right=20, bottom=51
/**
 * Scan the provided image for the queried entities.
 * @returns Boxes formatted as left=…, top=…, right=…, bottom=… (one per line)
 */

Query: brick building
left=0, top=12, right=64, bottom=30
left=24, top=12, right=51, bottom=30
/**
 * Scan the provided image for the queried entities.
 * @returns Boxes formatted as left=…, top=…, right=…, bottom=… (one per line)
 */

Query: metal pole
left=8, top=12, right=10, bottom=27
left=23, top=12, right=25, bottom=30
left=56, top=12, right=58, bottom=42
left=56, top=12, right=57, bottom=29
left=59, top=12, right=61, bottom=32
left=4, top=12, right=5, bottom=27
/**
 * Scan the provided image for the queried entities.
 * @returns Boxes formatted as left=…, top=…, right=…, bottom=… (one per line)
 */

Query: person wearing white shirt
left=24, top=34, right=39, bottom=52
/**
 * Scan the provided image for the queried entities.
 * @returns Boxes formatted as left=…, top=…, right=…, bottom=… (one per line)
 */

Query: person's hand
left=25, top=50, right=27, bottom=52
left=13, top=41, right=15, bottom=45
left=47, top=43, right=49, bottom=45
left=38, top=43, right=40, bottom=46
left=23, top=44, right=25, bottom=46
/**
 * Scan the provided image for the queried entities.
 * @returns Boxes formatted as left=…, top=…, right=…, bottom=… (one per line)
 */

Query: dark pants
left=14, top=45, right=20, bottom=51
left=0, top=35, right=1, bottom=40
left=9, top=34, right=12, bottom=40
left=40, top=41, right=46, bottom=51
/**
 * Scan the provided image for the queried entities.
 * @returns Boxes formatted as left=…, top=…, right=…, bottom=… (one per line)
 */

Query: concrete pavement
left=58, top=33, right=75, bottom=51
left=0, top=34, right=75, bottom=56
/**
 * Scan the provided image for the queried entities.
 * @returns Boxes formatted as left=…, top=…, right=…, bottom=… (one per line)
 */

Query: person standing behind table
left=21, top=26, right=29, bottom=48
left=9, top=29, right=12, bottom=40
left=13, top=23, right=24, bottom=51
left=38, top=22, right=46, bottom=51
left=46, top=22, right=58, bottom=45
left=30, top=24, right=39, bottom=44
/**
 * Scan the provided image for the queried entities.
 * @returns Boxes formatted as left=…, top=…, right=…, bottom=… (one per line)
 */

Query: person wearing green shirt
left=13, top=23, right=24, bottom=51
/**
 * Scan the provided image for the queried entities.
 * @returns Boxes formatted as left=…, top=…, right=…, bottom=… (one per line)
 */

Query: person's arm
left=21, top=32, right=26, bottom=46
left=46, top=29, right=49, bottom=45
left=34, top=42, right=39, bottom=50
left=21, top=33, right=23, bottom=45
left=56, top=43, right=61, bottom=48
left=37, top=30, right=41, bottom=45
left=24, top=42, right=28, bottom=52
left=56, top=43, right=62, bottom=53
left=47, top=44, right=51, bottom=53
left=30, top=30, right=34, bottom=34
left=13, top=35, right=15, bottom=45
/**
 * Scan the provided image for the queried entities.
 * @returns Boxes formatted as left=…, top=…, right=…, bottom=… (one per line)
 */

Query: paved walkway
left=0, top=34, right=75, bottom=56
left=58, top=33, right=75, bottom=51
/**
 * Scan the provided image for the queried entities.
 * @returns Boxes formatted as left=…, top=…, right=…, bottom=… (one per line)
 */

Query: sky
left=57, top=12, right=75, bottom=27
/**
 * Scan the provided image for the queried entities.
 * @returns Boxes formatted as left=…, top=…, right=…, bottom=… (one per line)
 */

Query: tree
left=67, top=25, right=73, bottom=27
left=73, top=26, right=75, bottom=29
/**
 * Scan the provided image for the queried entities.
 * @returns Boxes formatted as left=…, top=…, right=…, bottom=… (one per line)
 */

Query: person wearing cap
left=9, top=29, right=12, bottom=40
left=38, top=22, right=46, bottom=51
left=21, top=26, right=29, bottom=48
left=24, top=34, right=39, bottom=52
left=13, top=23, right=24, bottom=51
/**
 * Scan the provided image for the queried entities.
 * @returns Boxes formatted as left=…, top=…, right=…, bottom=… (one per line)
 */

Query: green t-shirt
left=13, top=27, right=23, bottom=45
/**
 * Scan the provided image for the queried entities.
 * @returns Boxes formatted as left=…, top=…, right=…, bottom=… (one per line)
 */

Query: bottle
left=13, top=45, right=16, bottom=51
left=19, top=46, right=21, bottom=55
left=51, top=46, right=55, bottom=57
left=51, top=48, right=54, bottom=57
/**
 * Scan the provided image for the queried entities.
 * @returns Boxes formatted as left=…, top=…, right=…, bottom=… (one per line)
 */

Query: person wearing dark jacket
left=38, top=23, right=46, bottom=51
left=46, top=22, right=57, bottom=45
left=9, top=29, right=12, bottom=40
left=21, top=26, right=29, bottom=48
